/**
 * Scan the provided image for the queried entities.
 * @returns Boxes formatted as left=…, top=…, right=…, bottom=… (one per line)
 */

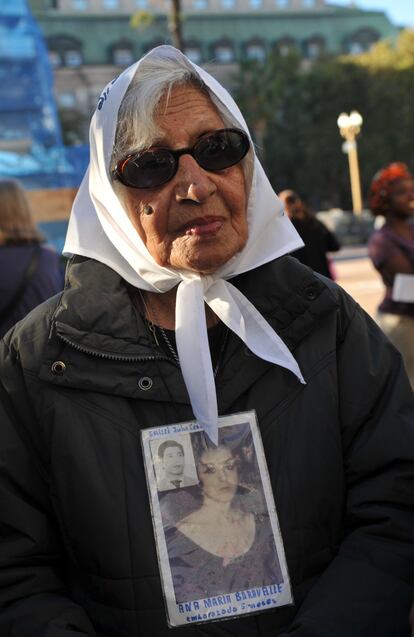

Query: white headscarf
left=64, top=45, right=305, bottom=443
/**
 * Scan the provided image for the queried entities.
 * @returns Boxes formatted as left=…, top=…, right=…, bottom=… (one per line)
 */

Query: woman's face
left=119, top=84, right=248, bottom=274
left=198, top=445, right=238, bottom=503
left=389, top=178, right=414, bottom=219
left=279, top=191, right=304, bottom=220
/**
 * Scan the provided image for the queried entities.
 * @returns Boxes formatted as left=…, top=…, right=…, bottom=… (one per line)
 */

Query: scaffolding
left=0, top=0, right=87, bottom=189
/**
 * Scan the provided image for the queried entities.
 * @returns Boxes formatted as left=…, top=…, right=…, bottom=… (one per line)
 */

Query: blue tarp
left=0, top=0, right=88, bottom=190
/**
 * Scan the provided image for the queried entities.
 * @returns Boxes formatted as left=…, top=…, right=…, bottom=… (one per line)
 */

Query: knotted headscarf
left=64, top=45, right=305, bottom=443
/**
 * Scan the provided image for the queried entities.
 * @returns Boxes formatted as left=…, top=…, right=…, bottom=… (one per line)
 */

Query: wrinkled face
left=162, top=445, right=184, bottom=477
left=198, top=445, right=238, bottom=503
left=389, top=178, right=414, bottom=218
left=119, top=84, right=248, bottom=274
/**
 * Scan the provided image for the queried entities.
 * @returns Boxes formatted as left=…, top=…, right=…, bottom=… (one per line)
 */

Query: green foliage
left=342, top=29, right=414, bottom=71
left=232, top=30, right=414, bottom=210
left=130, top=10, right=154, bottom=31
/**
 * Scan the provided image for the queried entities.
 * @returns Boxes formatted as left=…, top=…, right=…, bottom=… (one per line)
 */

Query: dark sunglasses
left=113, top=128, right=250, bottom=189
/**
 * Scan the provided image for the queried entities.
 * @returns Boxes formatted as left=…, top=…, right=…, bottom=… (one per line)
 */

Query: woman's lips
left=180, top=217, right=224, bottom=236
left=219, top=485, right=233, bottom=492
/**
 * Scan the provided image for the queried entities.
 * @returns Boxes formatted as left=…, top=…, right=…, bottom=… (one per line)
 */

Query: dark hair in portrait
left=158, top=440, right=184, bottom=460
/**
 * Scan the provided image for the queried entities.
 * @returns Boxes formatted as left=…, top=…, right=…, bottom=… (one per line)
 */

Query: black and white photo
left=151, top=436, right=198, bottom=492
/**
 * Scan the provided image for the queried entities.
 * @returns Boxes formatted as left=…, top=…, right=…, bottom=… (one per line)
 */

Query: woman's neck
left=199, top=496, right=235, bottom=520
left=385, top=216, right=413, bottom=239
left=141, top=286, right=219, bottom=330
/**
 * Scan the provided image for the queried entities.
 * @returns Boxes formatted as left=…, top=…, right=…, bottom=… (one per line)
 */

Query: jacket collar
left=40, top=256, right=339, bottom=404
left=54, top=256, right=336, bottom=354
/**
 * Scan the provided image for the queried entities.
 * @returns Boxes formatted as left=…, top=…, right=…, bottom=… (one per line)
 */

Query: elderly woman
left=0, top=47, right=413, bottom=636
left=368, top=162, right=414, bottom=388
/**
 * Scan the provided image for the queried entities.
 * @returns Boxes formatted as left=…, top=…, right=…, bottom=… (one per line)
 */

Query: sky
left=332, top=1, right=414, bottom=28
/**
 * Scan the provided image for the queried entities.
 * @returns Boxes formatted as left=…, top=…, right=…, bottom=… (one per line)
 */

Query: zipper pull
left=148, top=321, right=159, bottom=347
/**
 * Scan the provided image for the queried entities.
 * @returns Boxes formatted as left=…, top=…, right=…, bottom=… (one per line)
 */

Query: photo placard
left=141, top=411, right=293, bottom=627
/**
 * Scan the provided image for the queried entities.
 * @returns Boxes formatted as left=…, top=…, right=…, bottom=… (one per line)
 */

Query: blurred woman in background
left=368, top=162, right=414, bottom=388
left=278, top=189, right=340, bottom=279
left=0, top=179, right=64, bottom=337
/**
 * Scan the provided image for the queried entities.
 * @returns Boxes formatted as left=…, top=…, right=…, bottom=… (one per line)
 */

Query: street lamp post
left=337, top=110, right=363, bottom=215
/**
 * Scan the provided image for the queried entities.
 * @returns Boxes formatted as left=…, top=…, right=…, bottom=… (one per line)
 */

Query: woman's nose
left=217, top=468, right=227, bottom=482
left=174, top=154, right=216, bottom=203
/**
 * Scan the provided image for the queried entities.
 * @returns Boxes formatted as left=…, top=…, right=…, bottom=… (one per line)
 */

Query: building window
left=307, top=41, right=320, bottom=58
left=48, top=50, right=61, bottom=67
left=246, top=43, right=266, bottom=61
left=113, top=48, right=133, bottom=65
left=58, top=92, right=77, bottom=108
left=184, top=46, right=202, bottom=64
left=347, top=29, right=379, bottom=55
left=275, top=38, right=295, bottom=56
left=103, top=0, right=119, bottom=8
left=348, top=41, right=364, bottom=55
left=221, top=0, right=236, bottom=9
left=214, top=44, right=235, bottom=63
left=304, top=37, right=324, bottom=59
left=275, top=0, right=289, bottom=7
left=193, top=0, right=208, bottom=8
left=72, top=0, right=88, bottom=9
left=65, top=50, right=83, bottom=67
left=249, top=0, right=262, bottom=8
left=47, top=36, right=83, bottom=68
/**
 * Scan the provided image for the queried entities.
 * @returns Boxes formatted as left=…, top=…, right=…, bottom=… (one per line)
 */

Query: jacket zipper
left=57, top=332, right=179, bottom=366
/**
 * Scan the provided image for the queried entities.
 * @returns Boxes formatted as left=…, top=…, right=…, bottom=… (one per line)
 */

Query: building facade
left=28, top=0, right=400, bottom=142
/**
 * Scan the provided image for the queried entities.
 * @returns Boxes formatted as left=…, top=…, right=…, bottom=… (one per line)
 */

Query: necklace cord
left=138, top=289, right=228, bottom=378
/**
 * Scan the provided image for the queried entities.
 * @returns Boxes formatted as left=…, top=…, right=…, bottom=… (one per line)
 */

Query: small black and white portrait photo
left=152, top=436, right=198, bottom=492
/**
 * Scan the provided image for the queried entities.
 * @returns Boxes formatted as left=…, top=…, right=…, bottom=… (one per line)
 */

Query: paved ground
left=332, top=247, right=383, bottom=319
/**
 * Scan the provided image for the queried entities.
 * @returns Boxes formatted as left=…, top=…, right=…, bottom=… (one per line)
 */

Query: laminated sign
left=392, top=273, right=414, bottom=303
left=141, top=411, right=293, bottom=627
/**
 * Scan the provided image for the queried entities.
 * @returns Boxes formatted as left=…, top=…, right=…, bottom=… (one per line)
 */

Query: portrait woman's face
left=198, top=445, right=239, bottom=503
left=388, top=178, right=414, bottom=218
left=120, top=84, right=248, bottom=274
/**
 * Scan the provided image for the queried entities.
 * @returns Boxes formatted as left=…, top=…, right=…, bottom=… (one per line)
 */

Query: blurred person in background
left=279, top=189, right=341, bottom=279
left=0, top=179, right=64, bottom=338
left=368, top=163, right=414, bottom=388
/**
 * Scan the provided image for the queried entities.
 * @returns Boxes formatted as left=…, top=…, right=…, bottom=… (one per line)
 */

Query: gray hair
left=111, top=50, right=254, bottom=189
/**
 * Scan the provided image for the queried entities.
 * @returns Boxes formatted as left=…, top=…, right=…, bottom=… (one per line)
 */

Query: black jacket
left=0, top=255, right=413, bottom=637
